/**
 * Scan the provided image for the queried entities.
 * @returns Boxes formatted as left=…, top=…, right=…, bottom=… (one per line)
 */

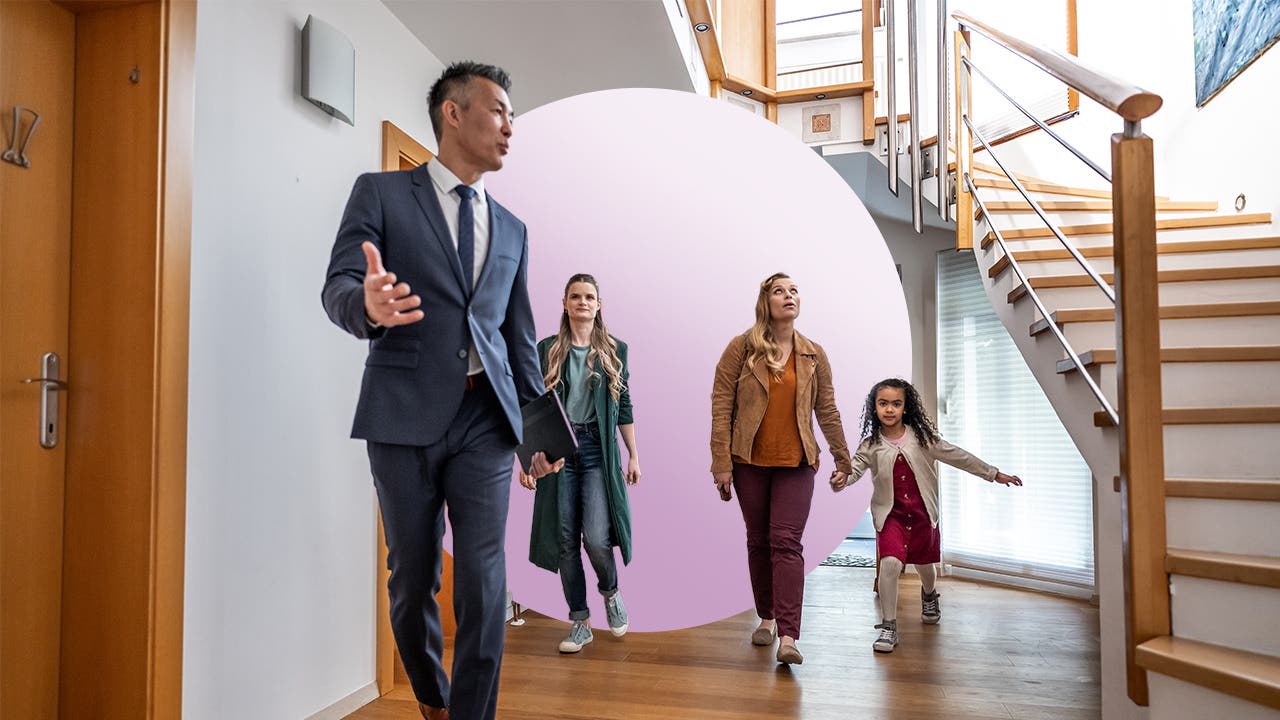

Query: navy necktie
left=454, top=184, right=477, bottom=295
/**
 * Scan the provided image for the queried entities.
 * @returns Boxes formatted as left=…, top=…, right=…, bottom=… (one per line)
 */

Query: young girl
left=831, top=378, right=1021, bottom=653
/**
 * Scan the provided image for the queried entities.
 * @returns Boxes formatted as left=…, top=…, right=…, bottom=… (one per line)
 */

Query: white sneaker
left=873, top=620, right=898, bottom=653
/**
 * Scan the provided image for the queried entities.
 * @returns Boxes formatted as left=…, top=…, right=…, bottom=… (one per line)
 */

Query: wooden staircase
left=967, top=161, right=1280, bottom=716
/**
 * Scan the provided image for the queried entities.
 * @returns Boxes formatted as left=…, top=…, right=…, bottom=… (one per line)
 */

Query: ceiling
left=383, top=0, right=698, bottom=114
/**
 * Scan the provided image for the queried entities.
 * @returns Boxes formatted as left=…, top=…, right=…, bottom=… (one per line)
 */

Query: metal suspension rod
left=964, top=114, right=1117, bottom=303
left=937, top=0, right=950, bottom=221
left=907, top=0, right=923, bottom=232
left=886, top=0, right=900, bottom=195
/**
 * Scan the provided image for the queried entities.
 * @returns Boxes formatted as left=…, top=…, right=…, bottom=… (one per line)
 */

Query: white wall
left=989, top=0, right=1280, bottom=221
left=185, top=2, right=440, bottom=718
left=873, top=220, right=957, bottom=421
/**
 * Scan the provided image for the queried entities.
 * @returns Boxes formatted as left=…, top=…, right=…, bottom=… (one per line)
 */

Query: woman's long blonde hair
left=745, top=272, right=792, bottom=380
left=543, top=274, right=625, bottom=401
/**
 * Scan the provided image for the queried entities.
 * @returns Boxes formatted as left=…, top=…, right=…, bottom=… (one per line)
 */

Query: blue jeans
left=558, top=422, right=618, bottom=620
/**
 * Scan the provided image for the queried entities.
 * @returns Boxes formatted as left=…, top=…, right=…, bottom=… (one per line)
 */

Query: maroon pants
left=733, top=462, right=816, bottom=640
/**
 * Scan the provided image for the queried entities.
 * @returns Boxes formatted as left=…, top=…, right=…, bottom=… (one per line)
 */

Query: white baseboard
left=943, top=564, right=1094, bottom=600
left=304, top=681, right=380, bottom=720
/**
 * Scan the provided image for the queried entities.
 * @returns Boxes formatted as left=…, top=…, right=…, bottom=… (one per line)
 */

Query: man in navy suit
left=323, top=62, right=561, bottom=720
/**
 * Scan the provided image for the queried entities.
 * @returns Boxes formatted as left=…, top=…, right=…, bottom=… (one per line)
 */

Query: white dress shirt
left=426, top=157, right=489, bottom=375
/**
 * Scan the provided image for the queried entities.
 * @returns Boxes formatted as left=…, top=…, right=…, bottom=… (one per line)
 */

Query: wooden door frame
left=377, top=121, right=458, bottom=695
left=46, top=1, right=194, bottom=717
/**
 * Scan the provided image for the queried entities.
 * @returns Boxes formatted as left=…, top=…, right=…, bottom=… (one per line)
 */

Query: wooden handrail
left=952, top=10, right=1161, bottom=121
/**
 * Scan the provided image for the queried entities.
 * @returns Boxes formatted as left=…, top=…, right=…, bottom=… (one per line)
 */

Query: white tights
left=877, top=557, right=937, bottom=622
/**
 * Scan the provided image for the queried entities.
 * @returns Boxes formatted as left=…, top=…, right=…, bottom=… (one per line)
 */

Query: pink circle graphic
left=458, top=89, right=909, bottom=632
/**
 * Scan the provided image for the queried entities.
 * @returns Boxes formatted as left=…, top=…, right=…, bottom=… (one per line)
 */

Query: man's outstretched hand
left=363, top=241, right=424, bottom=327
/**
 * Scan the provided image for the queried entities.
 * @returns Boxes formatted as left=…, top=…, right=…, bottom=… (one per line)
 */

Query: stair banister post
left=1112, top=119, right=1170, bottom=708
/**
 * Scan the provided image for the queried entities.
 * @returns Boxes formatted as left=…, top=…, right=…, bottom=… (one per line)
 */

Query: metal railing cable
left=962, top=57, right=1111, bottom=183
left=965, top=172, right=1120, bottom=425
left=962, top=114, right=1117, bottom=304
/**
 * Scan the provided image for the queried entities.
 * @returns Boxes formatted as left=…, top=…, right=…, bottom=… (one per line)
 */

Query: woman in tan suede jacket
left=709, top=272, right=853, bottom=665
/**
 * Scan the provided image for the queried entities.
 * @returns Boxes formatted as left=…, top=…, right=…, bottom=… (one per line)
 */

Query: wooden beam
left=774, top=80, right=874, bottom=104
left=1111, top=128, right=1165, bottom=707
left=685, top=0, right=727, bottom=81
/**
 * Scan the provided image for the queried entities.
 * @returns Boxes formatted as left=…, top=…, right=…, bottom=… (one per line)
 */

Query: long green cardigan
left=528, top=335, right=634, bottom=572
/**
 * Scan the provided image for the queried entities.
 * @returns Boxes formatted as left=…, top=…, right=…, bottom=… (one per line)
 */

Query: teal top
left=564, top=345, right=597, bottom=424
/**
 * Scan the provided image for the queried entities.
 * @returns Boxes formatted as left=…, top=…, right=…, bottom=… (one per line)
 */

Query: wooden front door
left=1, top=2, right=194, bottom=717
left=0, top=4, right=77, bottom=717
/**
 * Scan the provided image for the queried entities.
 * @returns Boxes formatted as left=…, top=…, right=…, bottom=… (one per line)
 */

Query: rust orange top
left=747, top=351, right=804, bottom=467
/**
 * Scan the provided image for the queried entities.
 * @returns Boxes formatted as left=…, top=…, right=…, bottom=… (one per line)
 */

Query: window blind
left=936, top=250, right=1094, bottom=589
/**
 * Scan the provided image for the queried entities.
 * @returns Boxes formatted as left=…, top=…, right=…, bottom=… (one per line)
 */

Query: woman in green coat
left=520, top=273, right=641, bottom=654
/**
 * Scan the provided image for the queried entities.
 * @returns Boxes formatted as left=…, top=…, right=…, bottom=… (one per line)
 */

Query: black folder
left=516, top=390, right=577, bottom=473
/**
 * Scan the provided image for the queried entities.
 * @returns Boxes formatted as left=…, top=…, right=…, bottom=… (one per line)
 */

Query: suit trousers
left=367, top=377, right=517, bottom=720
left=733, top=462, right=816, bottom=640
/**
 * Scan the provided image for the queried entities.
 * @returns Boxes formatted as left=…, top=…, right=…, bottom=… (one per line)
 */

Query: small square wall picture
left=1193, top=0, right=1280, bottom=107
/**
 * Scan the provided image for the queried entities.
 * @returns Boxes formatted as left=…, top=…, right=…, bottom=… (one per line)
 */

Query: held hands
left=713, top=471, right=733, bottom=501
left=362, top=241, right=424, bottom=327
left=829, top=470, right=850, bottom=492
left=518, top=451, right=567, bottom=491
left=994, top=472, right=1023, bottom=487
left=626, top=456, right=642, bottom=486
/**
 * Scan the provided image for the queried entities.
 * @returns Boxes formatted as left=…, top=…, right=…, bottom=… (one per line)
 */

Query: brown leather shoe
left=418, top=702, right=449, bottom=720
left=751, top=624, right=777, bottom=646
left=776, top=641, right=803, bottom=665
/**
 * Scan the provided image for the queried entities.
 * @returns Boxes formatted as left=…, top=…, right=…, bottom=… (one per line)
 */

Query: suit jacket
left=528, top=336, right=634, bottom=572
left=709, top=330, right=853, bottom=475
left=322, top=164, right=542, bottom=446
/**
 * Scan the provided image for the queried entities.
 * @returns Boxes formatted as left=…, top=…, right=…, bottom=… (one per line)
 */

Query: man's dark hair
left=427, top=61, right=512, bottom=141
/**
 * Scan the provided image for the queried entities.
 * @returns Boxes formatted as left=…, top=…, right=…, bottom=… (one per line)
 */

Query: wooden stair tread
left=1166, top=548, right=1280, bottom=589
left=1136, top=635, right=1280, bottom=711
left=1057, top=346, right=1280, bottom=372
left=990, top=236, right=1280, bottom=279
left=979, top=199, right=1218, bottom=217
left=981, top=212, right=1273, bottom=249
left=973, top=176, right=1121, bottom=200
left=1094, top=406, right=1280, bottom=427
left=1029, top=301, right=1280, bottom=336
left=1008, top=265, right=1280, bottom=303
left=1166, top=478, right=1280, bottom=502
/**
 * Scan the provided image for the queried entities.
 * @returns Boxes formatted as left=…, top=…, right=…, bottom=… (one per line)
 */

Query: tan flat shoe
left=776, top=642, right=803, bottom=665
left=751, top=624, right=777, bottom=646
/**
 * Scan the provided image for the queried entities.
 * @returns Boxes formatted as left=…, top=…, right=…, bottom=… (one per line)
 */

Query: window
left=775, top=0, right=864, bottom=89
left=936, top=249, right=1094, bottom=590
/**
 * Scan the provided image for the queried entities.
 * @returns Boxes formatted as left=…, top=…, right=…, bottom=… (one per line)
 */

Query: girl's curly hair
left=859, top=378, right=940, bottom=446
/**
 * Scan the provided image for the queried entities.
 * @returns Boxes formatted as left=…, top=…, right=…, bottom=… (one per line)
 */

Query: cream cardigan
left=846, top=430, right=999, bottom=531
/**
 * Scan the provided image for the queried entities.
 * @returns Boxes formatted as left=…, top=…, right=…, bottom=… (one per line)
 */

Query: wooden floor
left=346, top=567, right=1100, bottom=719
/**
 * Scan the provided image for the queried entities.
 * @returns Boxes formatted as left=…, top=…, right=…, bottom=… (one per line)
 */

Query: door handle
left=19, top=352, right=63, bottom=448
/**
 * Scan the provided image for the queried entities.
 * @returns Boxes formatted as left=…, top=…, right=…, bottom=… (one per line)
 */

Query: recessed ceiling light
left=815, top=93, right=828, bottom=100
left=694, top=22, right=710, bottom=32
left=741, top=89, right=753, bottom=96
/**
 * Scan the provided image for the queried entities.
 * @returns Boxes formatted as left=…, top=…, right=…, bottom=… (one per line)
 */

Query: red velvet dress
left=876, top=450, right=942, bottom=565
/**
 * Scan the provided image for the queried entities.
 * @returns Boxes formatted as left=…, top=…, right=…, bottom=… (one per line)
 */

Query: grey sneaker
left=558, top=620, right=593, bottom=653
left=605, top=592, right=629, bottom=637
left=921, top=589, right=941, bottom=624
left=873, top=620, right=898, bottom=653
